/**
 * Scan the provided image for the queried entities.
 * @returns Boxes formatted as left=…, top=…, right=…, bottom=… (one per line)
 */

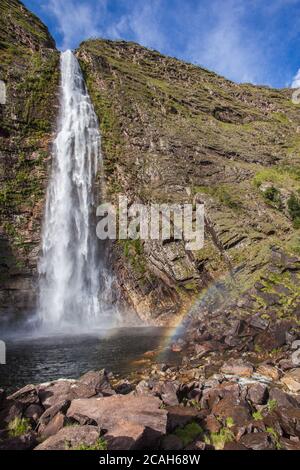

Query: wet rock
left=281, top=368, right=300, bottom=392
left=239, top=432, right=275, bottom=450
left=8, top=384, right=39, bottom=405
left=220, top=359, right=253, bottom=377
left=114, top=381, right=133, bottom=395
left=160, top=434, right=183, bottom=450
left=66, top=395, right=167, bottom=435
left=247, top=383, right=268, bottom=405
left=79, top=370, right=115, bottom=396
left=0, top=431, right=38, bottom=451
left=34, top=425, right=100, bottom=450
left=257, top=364, right=281, bottom=381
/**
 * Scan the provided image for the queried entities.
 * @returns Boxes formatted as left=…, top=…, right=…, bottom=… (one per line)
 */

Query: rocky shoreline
left=1, top=318, right=300, bottom=451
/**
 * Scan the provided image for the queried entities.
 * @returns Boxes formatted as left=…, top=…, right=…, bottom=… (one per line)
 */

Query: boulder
left=38, top=379, right=97, bottom=409
left=239, top=432, right=275, bottom=450
left=34, top=425, right=100, bottom=450
left=268, top=387, right=299, bottom=408
left=106, top=419, right=160, bottom=450
left=160, top=381, right=179, bottom=406
left=24, top=404, right=44, bottom=422
left=79, top=370, right=115, bottom=396
left=40, top=412, right=65, bottom=440
left=280, top=437, right=300, bottom=450
left=274, top=407, right=300, bottom=437
left=37, top=399, right=71, bottom=433
left=247, top=383, right=268, bottom=405
left=114, top=381, right=133, bottom=395
left=66, top=395, right=167, bottom=436
left=205, top=414, right=222, bottom=433
left=220, top=359, right=253, bottom=377
left=8, top=384, right=39, bottom=405
left=166, top=406, right=200, bottom=433
left=212, top=396, right=251, bottom=428
left=281, top=368, right=300, bottom=392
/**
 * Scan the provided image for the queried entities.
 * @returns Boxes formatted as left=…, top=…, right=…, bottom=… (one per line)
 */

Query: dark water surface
left=0, top=327, right=177, bottom=393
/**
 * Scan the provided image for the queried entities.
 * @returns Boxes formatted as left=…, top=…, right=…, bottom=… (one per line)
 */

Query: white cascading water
left=38, top=50, right=107, bottom=332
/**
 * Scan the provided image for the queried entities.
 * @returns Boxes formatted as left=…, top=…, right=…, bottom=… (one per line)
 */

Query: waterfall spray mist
left=38, top=50, right=102, bottom=331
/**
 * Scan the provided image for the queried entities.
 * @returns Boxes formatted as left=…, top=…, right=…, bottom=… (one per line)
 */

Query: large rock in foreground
left=67, top=395, right=167, bottom=439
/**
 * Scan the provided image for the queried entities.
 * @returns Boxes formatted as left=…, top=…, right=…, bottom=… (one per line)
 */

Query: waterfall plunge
left=38, top=50, right=111, bottom=332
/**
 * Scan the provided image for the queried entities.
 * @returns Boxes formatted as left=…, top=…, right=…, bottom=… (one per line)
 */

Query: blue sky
left=23, top=0, right=300, bottom=88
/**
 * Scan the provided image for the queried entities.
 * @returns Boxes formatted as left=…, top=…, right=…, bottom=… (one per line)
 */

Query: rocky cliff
left=2, top=1, right=300, bottom=331
left=77, top=39, right=300, bottom=327
left=0, top=0, right=59, bottom=323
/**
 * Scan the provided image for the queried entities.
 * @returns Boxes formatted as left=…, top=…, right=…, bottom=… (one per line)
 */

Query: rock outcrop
left=0, top=0, right=59, bottom=323
left=77, top=39, right=300, bottom=324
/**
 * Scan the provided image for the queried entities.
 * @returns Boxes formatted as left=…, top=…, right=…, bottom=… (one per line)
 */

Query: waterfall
left=38, top=50, right=107, bottom=332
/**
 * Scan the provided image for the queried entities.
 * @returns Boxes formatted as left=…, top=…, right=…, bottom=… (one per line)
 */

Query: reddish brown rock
left=205, top=414, right=222, bottom=433
left=34, top=425, right=100, bottom=450
left=8, top=384, right=39, bottom=405
left=66, top=395, right=167, bottom=435
left=106, top=419, right=160, bottom=450
left=40, top=412, right=65, bottom=440
left=247, top=383, right=268, bottom=405
left=79, top=370, right=115, bottom=396
left=160, top=381, right=179, bottom=406
left=239, top=432, right=275, bottom=450
left=212, top=396, right=251, bottom=427
left=280, top=437, right=300, bottom=450
left=220, top=359, right=253, bottom=377
left=274, top=407, right=300, bottom=437
left=166, top=406, right=200, bottom=433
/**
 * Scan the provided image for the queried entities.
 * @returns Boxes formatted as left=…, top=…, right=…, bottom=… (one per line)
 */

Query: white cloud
left=44, top=0, right=107, bottom=50
left=291, top=69, right=300, bottom=89
left=184, top=0, right=264, bottom=84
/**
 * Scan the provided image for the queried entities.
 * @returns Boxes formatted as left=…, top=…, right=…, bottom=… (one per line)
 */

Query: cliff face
left=2, top=1, right=300, bottom=330
left=0, top=0, right=59, bottom=323
left=77, top=39, right=300, bottom=326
